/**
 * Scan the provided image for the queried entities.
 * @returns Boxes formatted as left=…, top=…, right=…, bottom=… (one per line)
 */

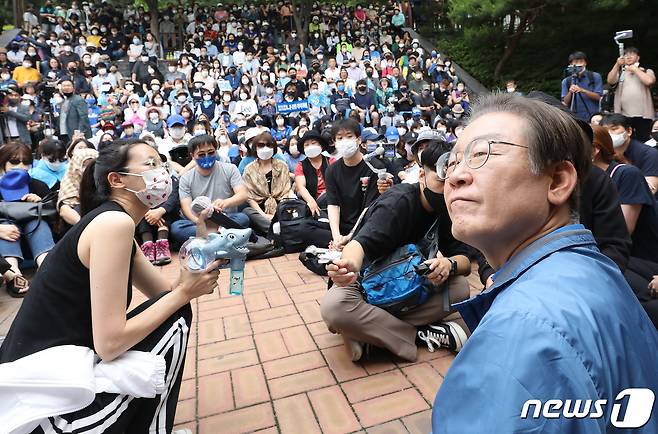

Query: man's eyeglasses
left=8, top=159, right=32, bottom=165
left=436, top=138, right=528, bottom=180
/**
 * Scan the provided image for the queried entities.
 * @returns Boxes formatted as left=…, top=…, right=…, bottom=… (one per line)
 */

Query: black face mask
left=423, top=184, right=448, bottom=218
left=652, top=131, right=658, bottom=142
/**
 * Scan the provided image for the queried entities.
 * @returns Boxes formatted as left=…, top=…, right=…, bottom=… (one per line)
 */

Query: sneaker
left=416, top=321, right=468, bottom=353
left=140, top=241, right=156, bottom=263
left=343, top=336, right=372, bottom=362
left=154, top=239, right=172, bottom=266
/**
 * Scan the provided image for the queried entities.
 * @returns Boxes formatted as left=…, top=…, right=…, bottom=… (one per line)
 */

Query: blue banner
left=277, top=99, right=309, bottom=114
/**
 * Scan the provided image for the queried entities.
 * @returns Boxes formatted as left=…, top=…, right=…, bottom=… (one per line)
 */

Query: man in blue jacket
left=432, top=93, right=658, bottom=433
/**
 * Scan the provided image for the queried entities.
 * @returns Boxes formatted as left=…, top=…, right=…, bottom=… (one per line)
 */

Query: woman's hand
left=0, top=224, right=20, bottom=242
left=22, top=193, right=41, bottom=203
left=144, top=207, right=166, bottom=226
left=175, top=259, right=224, bottom=302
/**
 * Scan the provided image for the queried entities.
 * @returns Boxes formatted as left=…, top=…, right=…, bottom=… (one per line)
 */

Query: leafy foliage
left=424, top=0, right=658, bottom=95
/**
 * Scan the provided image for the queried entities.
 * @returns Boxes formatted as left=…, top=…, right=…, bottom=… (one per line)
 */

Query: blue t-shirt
left=608, top=161, right=658, bottom=262
left=560, top=71, right=603, bottom=121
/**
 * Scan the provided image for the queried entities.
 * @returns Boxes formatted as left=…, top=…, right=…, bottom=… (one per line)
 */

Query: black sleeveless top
left=0, top=201, right=136, bottom=363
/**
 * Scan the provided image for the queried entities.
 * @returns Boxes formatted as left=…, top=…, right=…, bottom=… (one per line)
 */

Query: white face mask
left=335, top=138, right=359, bottom=158
left=276, top=118, right=285, bottom=126
left=305, top=145, right=322, bottom=158
left=170, top=127, right=185, bottom=140
left=121, top=167, right=172, bottom=208
left=193, top=129, right=206, bottom=136
left=149, top=114, right=160, bottom=122
left=257, top=146, right=274, bottom=160
left=610, top=132, right=627, bottom=148
left=20, top=100, right=31, bottom=107
left=289, top=144, right=300, bottom=157
left=239, top=93, right=248, bottom=100
left=223, top=94, right=231, bottom=102
left=219, top=135, right=228, bottom=144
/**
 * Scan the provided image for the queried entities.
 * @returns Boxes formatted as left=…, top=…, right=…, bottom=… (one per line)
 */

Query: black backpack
left=269, top=198, right=332, bottom=253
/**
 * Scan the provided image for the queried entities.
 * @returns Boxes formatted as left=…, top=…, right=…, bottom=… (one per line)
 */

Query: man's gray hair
left=466, top=92, right=591, bottom=220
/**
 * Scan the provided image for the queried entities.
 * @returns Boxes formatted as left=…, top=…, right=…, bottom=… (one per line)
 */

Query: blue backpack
left=361, top=244, right=444, bottom=314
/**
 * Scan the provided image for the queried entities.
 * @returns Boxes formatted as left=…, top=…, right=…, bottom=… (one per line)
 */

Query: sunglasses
left=9, top=159, right=32, bottom=165
left=254, top=142, right=275, bottom=148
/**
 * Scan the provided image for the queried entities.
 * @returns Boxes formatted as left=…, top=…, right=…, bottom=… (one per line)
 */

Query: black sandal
left=6, top=275, right=29, bottom=298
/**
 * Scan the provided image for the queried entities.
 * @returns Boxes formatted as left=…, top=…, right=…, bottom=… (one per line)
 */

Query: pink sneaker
left=154, top=239, right=172, bottom=266
left=140, top=241, right=156, bottom=263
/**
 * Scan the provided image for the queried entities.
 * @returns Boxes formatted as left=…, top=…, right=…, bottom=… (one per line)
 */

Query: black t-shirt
left=0, top=201, right=136, bottom=363
left=325, top=157, right=385, bottom=235
left=353, top=182, right=474, bottom=263
left=607, top=162, right=658, bottom=263
left=579, top=165, right=631, bottom=272
left=353, top=183, right=434, bottom=261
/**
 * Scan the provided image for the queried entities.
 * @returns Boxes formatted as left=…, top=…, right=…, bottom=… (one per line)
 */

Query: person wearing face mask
left=29, top=138, right=68, bottom=191
left=234, top=86, right=258, bottom=119
left=171, top=134, right=250, bottom=244
left=195, top=90, right=220, bottom=127
left=294, top=130, right=335, bottom=217
left=324, top=118, right=392, bottom=251
left=270, top=114, right=293, bottom=148
left=242, top=131, right=293, bottom=235
left=57, top=79, right=92, bottom=141
left=561, top=51, right=603, bottom=122
left=0, top=91, right=32, bottom=145
left=0, top=139, right=221, bottom=431
left=0, top=142, right=55, bottom=298
left=11, top=57, right=41, bottom=88
left=127, top=34, right=144, bottom=66
left=600, top=114, right=658, bottom=196
left=145, top=107, right=166, bottom=139
left=323, top=140, right=472, bottom=362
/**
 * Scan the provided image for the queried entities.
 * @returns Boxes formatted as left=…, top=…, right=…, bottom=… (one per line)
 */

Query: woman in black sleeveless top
left=0, top=139, right=221, bottom=433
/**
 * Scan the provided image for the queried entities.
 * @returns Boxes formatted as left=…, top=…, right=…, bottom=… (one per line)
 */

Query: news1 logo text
left=520, top=388, right=655, bottom=428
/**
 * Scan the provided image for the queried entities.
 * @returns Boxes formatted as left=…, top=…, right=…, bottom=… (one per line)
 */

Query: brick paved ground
left=0, top=255, right=482, bottom=433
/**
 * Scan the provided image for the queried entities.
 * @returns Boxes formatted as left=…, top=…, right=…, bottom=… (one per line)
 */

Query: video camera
left=614, top=30, right=633, bottom=57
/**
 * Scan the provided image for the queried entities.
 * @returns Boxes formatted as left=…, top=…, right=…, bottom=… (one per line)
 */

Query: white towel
left=0, top=345, right=166, bottom=434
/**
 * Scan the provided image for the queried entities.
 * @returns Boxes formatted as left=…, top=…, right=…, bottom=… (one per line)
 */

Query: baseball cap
left=244, top=126, right=268, bottom=144
left=0, top=170, right=30, bottom=201
left=360, top=127, right=381, bottom=142
left=167, top=114, right=186, bottom=128
left=412, top=129, right=445, bottom=147
left=385, top=126, right=400, bottom=143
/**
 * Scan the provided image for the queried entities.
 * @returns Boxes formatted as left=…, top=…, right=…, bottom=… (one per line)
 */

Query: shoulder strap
left=609, top=163, right=627, bottom=179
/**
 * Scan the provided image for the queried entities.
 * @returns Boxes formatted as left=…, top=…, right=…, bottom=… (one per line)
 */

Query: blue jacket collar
left=455, top=224, right=596, bottom=332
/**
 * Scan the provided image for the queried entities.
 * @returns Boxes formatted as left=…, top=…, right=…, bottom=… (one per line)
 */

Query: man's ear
left=547, top=160, right=577, bottom=207
left=418, top=167, right=425, bottom=184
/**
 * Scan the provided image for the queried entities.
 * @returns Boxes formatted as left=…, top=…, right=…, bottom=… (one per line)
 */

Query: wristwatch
left=447, top=258, right=458, bottom=276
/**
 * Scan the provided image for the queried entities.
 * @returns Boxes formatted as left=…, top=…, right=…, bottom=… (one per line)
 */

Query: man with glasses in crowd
left=431, top=93, right=658, bottom=433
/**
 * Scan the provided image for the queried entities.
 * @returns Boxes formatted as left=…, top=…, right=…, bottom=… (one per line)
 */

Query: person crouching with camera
left=322, top=140, right=472, bottom=362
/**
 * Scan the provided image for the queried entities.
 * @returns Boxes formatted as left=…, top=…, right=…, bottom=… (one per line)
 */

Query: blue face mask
left=196, top=155, right=216, bottom=169
left=223, top=115, right=230, bottom=123
left=337, top=85, right=345, bottom=92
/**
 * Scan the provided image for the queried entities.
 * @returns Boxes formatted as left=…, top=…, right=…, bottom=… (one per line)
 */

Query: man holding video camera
left=561, top=51, right=603, bottom=122
left=606, top=47, right=655, bottom=142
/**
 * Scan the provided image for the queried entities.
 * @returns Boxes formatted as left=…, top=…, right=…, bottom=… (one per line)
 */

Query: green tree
left=447, top=0, right=632, bottom=79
